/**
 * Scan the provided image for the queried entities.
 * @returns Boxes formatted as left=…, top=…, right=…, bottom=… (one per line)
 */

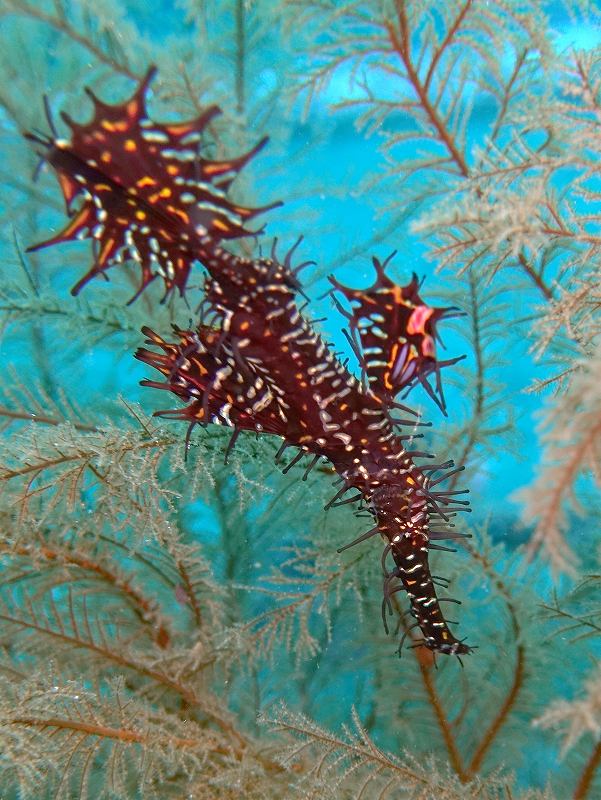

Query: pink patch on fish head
left=407, top=305, right=434, bottom=335
left=421, top=335, right=436, bottom=358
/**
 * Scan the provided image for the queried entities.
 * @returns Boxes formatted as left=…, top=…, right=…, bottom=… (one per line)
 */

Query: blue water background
left=1, top=3, right=598, bottom=794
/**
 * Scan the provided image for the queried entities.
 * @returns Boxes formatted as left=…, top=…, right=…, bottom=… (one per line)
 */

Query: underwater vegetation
left=0, top=1, right=600, bottom=798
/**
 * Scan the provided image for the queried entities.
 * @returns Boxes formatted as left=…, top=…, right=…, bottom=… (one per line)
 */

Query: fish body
left=28, top=67, right=473, bottom=657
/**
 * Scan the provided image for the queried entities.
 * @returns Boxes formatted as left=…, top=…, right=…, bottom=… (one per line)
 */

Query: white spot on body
left=142, top=130, right=169, bottom=143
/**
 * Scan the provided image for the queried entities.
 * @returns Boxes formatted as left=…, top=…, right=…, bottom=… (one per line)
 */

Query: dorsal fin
left=26, top=66, right=280, bottom=300
left=135, top=325, right=288, bottom=436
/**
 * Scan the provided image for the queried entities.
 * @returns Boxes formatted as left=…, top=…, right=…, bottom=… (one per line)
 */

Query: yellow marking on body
left=240, top=320, right=250, bottom=332
left=101, top=151, right=112, bottom=163
left=167, top=164, right=179, bottom=175
left=61, top=207, right=91, bottom=237
left=339, top=403, right=349, bottom=411
left=392, top=284, right=403, bottom=305
left=116, top=217, right=129, bottom=225
left=167, top=205, right=189, bottom=225
left=58, top=173, right=76, bottom=201
left=149, top=187, right=173, bottom=204
left=101, top=120, right=128, bottom=132
left=166, top=122, right=192, bottom=135
left=212, top=219, right=230, bottom=232
left=93, top=132, right=106, bottom=142
left=98, top=237, right=115, bottom=265
left=407, top=476, right=415, bottom=486
left=406, top=579, right=417, bottom=586
left=126, top=100, right=138, bottom=117
left=94, top=183, right=111, bottom=192
left=135, top=210, right=146, bottom=221
left=137, top=176, right=157, bottom=188
left=442, top=631, right=449, bottom=640
left=384, top=341, right=399, bottom=390
left=125, top=139, right=137, bottom=152
left=204, top=162, right=231, bottom=175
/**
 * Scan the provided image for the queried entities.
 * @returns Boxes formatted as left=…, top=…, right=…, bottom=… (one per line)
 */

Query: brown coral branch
left=540, top=226, right=601, bottom=247
left=388, top=218, right=528, bottom=780
left=524, top=413, right=601, bottom=572
left=0, top=603, right=247, bottom=755
left=466, top=643, right=525, bottom=776
left=388, top=270, right=479, bottom=781
left=462, top=541, right=527, bottom=777
left=442, top=269, right=527, bottom=773
left=272, top=707, right=433, bottom=789
left=0, top=436, right=176, bottom=482
left=517, top=252, right=554, bottom=302
left=386, top=3, right=470, bottom=178
left=392, top=603, right=467, bottom=780
left=10, top=716, right=201, bottom=749
left=416, top=650, right=468, bottom=780
left=423, top=0, right=473, bottom=92
left=0, top=406, right=98, bottom=432
left=573, top=739, right=601, bottom=800
left=3, top=541, right=170, bottom=649
left=488, top=48, right=530, bottom=142
left=175, top=559, right=203, bottom=630
left=6, top=1, right=137, bottom=80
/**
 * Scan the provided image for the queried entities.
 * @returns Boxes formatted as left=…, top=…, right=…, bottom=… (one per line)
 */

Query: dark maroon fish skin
left=27, top=68, right=473, bottom=657
left=137, top=246, right=472, bottom=657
